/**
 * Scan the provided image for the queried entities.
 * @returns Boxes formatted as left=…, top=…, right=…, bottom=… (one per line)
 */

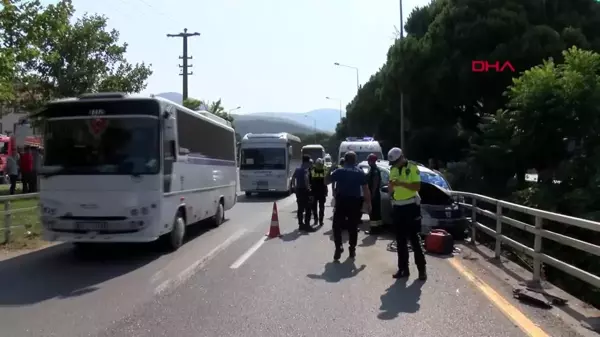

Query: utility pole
left=399, top=0, right=406, bottom=150
left=167, top=28, right=201, bottom=101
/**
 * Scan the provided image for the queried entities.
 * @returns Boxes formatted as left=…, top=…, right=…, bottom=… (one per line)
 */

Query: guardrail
left=452, top=191, right=600, bottom=289
left=0, top=193, right=39, bottom=243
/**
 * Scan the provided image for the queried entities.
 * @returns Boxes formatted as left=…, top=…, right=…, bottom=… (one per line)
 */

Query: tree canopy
left=183, top=98, right=234, bottom=123
left=338, top=0, right=600, bottom=306
left=339, top=0, right=600, bottom=204
left=0, top=0, right=152, bottom=109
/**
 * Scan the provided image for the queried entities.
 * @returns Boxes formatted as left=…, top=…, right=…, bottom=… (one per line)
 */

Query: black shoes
left=392, top=268, right=427, bottom=280
left=393, top=269, right=410, bottom=279
left=333, top=247, right=344, bottom=261
left=298, top=224, right=316, bottom=232
left=349, top=247, right=356, bottom=259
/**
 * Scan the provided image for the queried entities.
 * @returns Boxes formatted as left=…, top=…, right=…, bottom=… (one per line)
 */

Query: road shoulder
left=456, top=242, right=599, bottom=337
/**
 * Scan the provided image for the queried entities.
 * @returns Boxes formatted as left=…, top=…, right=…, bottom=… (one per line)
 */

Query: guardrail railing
left=452, top=191, right=600, bottom=289
left=0, top=193, right=39, bottom=244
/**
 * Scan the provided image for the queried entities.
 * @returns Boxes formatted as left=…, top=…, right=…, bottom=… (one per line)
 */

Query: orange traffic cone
left=266, top=202, right=282, bottom=238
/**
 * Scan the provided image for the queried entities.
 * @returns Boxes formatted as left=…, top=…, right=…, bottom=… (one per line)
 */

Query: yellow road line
left=448, top=257, right=550, bottom=337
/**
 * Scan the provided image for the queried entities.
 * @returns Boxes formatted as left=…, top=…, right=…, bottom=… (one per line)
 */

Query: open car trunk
left=419, top=182, right=454, bottom=205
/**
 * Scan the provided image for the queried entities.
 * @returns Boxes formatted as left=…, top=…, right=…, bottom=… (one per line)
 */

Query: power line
left=133, top=0, right=177, bottom=21
left=167, top=28, right=201, bottom=101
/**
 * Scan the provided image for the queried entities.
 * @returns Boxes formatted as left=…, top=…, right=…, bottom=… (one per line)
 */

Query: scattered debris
left=525, top=286, right=568, bottom=306
left=513, top=288, right=553, bottom=309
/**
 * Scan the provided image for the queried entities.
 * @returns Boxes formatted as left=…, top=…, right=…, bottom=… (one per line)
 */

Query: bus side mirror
left=164, top=118, right=175, bottom=141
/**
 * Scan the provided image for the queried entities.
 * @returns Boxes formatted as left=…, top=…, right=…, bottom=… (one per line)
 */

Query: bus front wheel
left=161, top=211, right=186, bottom=252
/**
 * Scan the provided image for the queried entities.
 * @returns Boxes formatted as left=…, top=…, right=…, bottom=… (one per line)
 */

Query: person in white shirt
left=6, top=154, right=19, bottom=195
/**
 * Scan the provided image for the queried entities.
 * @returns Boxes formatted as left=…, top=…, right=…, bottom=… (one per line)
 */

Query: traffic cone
left=266, top=202, right=282, bottom=238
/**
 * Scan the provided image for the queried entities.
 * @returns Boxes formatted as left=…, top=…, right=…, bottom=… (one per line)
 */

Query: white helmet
left=387, top=147, right=404, bottom=162
left=315, top=158, right=324, bottom=165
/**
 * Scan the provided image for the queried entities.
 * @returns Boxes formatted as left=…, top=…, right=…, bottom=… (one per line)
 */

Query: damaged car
left=358, top=161, right=466, bottom=237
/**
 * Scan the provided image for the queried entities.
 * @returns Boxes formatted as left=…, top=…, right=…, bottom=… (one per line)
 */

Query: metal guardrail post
left=495, top=203, right=502, bottom=259
left=3, top=200, right=10, bottom=243
left=471, top=198, right=477, bottom=243
left=532, top=216, right=543, bottom=284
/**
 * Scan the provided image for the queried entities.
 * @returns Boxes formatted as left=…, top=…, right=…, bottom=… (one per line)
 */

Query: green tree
left=4, top=0, right=152, bottom=109
left=182, top=97, right=233, bottom=123
left=0, top=0, right=47, bottom=102
left=341, top=0, right=600, bottom=166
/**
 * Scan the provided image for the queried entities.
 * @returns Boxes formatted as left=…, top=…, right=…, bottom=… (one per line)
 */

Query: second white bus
left=239, top=132, right=301, bottom=196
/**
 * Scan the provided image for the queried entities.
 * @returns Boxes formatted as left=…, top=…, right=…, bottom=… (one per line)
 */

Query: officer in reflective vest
left=387, top=147, right=427, bottom=280
left=292, top=155, right=316, bottom=232
left=309, top=158, right=328, bottom=226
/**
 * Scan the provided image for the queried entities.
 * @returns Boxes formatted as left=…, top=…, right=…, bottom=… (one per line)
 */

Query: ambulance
left=338, top=137, right=384, bottom=162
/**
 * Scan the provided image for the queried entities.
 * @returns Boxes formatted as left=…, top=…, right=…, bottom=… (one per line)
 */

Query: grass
left=0, top=183, right=44, bottom=251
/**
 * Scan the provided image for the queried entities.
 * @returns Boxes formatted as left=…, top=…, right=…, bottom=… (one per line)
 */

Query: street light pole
left=399, top=0, right=406, bottom=150
left=326, top=96, right=343, bottom=122
left=334, top=62, right=360, bottom=92
left=305, top=115, right=318, bottom=143
left=228, top=106, right=241, bottom=114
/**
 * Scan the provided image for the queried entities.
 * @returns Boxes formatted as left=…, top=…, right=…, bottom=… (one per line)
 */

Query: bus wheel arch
left=160, top=205, right=187, bottom=252
left=211, top=197, right=225, bottom=227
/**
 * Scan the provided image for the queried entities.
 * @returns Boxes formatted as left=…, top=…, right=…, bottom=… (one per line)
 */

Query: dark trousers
left=393, top=203, right=426, bottom=271
left=296, top=188, right=312, bottom=227
left=369, top=193, right=381, bottom=221
left=9, top=175, right=17, bottom=195
left=30, top=171, right=38, bottom=192
left=332, top=196, right=362, bottom=249
left=311, top=189, right=326, bottom=222
left=21, top=172, right=32, bottom=193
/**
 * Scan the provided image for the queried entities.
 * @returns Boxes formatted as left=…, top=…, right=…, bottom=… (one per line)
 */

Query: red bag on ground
left=425, top=229, right=454, bottom=254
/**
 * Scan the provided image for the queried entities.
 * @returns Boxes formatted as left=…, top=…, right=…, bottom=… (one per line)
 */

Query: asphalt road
left=0, top=192, right=534, bottom=337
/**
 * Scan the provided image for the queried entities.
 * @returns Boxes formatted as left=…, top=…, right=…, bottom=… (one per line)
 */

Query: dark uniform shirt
left=330, top=164, right=366, bottom=198
left=293, top=167, right=309, bottom=189
left=367, top=165, right=381, bottom=196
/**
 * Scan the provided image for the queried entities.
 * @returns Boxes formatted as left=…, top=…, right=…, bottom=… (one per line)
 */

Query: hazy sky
left=44, top=0, right=428, bottom=114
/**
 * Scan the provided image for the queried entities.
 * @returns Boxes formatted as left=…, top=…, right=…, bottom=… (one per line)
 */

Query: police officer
left=331, top=158, right=345, bottom=212
left=328, top=151, right=372, bottom=261
left=292, top=155, right=315, bottom=232
left=365, top=153, right=382, bottom=234
left=387, top=147, right=427, bottom=280
left=309, top=158, right=328, bottom=226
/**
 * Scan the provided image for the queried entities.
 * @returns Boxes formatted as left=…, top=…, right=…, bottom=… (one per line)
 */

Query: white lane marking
left=154, top=229, right=247, bottom=295
left=230, top=237, right=267, bottom=269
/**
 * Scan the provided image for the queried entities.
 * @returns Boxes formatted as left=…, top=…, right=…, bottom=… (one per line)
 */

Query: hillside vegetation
left=332, top=0, right=600, bottom=307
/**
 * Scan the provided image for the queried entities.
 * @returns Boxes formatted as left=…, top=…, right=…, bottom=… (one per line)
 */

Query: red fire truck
left=0, top=122, right=42, bottom=183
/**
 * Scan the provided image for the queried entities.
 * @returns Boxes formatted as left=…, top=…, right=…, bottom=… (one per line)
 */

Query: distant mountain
left=154, top=92, right=335, bottom=137
left=155, top=92, right=183, bottom=104
left=230, top=114, right=317, bottom=137
left=247, top=109, right=341, bottom=132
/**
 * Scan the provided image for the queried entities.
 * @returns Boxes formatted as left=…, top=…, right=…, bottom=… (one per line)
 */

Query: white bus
left=239, top=132, right=301, bottom=196
left=338, top=137, right=384, bottom=162
left=301, top=144, right=326, bottom=161
left=38, top=92, right=238, bottom=251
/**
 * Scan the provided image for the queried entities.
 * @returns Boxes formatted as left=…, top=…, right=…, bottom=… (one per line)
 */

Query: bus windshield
left=301, top=148, right=324, bottom=161
left=43, top=117, right=160, bottom=175
left=240, top=148, right=286, bottom=170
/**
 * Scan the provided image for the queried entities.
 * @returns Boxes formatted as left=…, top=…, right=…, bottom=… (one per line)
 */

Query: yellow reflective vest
left=389, top=162, right=420, bottom=201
